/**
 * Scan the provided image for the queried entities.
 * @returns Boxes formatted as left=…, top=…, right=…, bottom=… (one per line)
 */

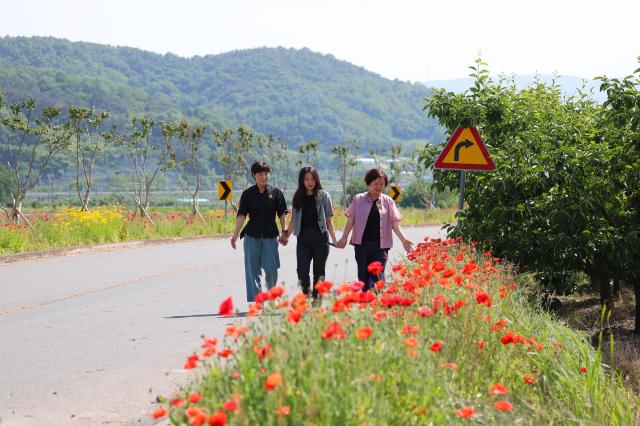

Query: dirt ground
left=555, top=285, right=640, bottom=392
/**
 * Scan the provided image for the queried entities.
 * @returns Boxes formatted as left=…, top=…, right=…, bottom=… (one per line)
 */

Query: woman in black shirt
left=231, top=161, right=288, bottom=303
left=285, top=166, right=338, bottom=298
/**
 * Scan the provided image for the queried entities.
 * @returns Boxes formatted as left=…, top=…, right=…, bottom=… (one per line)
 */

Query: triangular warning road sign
left=434, top=127, right=495, bottom=171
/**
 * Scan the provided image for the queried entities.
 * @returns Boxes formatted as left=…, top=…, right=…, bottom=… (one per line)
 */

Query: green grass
left=157, top=239, right=638, bottom=425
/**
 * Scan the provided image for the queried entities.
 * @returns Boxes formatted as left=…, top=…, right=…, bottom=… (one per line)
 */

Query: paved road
left=0, top=225, right=445, bottom=426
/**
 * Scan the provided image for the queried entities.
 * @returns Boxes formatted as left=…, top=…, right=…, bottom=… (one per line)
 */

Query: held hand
left=402, top=239, right=414, bottom=253
left=279, top=236, right=289, bottom=246
left=231, top=235, right=238, bottom=250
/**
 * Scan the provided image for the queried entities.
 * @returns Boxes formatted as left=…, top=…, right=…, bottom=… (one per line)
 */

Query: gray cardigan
left=291, top=189, right=333, bottom=236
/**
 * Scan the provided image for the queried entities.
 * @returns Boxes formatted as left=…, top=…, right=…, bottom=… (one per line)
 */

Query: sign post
left=433, top=127, right=495, bottom=212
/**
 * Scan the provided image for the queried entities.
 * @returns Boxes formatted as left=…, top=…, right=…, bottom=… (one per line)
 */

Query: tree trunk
left=593, top=272, right=613, bottom=315
left=635, top=279, right=640, bottom=333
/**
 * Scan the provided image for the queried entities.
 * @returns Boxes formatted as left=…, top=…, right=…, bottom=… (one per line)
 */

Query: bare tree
left=296, top=139, right=319, bottom=168
left=332, top=138, right=360, bottom=206
left=407, top=148, right=434, bottom=208
left=166, top=120, right=208, bottom=223
left=388, top=144, right=403, bottom=185
left=272, top=136, right=291, bottom=193
left=0, top=97, right=71, bottom=225
left=368, top=147, right=386, bottom=168
left=105, top=117, right=170, bottom=223
left=68, top=106, right=110, bottom=211
left=214, top=125, right=253, bottom=191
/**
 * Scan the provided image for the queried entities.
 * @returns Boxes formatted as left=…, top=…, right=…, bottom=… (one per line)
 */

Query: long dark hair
left=292, top=166, right=323, bottom=210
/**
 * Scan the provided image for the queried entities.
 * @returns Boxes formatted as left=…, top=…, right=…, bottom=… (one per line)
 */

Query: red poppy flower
left=255, top=292, right=269, bottom=304
left=456, top=406, right=474, bottom=419
left=429, top=341, right=443, bottom=352
left=418, top=306, right=434, bottom=317
left=442, top=268, right=456, bottom=278
left=286, top=309, right=303, bottom=324
left=267, top=285, right=285, bottom=300
left=314, top=280, right=333, bottom=296
left=184, top=353, right=199, bottom=370
left=494, top=401, right=512, bottom=411
left=264, top=372, right=282, bottom=391
left=580, top=367, right=587, bottom=374
left=322, top=321, right=347, bottom=340
left=489, top=383, right=509, bottom=396
left=170, top=397, right=185, bottom=407
left=523, top=375, right=535, bottom=384
left=152, top=407, right=168, bottom=419
left=476, top=341, right=485, bottom=350
left=368, top=261, right=384, bottom=276
left=404, top=337, right=418, bottom=348
left=374, top=310, right=388, bottom=321
left=218, top=297, right=234, bottom=316
left=188, top=392, right=201, bottom=403
left=356, top=326, right=373, bottom=340
left=276, top=406, right=291, bottom=416
left=207, top=410, right=228, bottom=426
left=218, top=348, right=234, bottom=358
left=223, top=400, right=238, bottom=411
left=253, top=343, right=271, bottom=361
left=402, top=325, right=420, bottom=335
left=475, top=291, right=492, bottom=307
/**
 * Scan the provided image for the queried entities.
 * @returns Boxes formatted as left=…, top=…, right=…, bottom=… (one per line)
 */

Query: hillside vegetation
left=0, top=36, right=441, bottom=151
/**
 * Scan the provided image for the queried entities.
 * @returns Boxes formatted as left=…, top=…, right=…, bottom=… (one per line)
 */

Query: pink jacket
left=345, top=192, right=402, bottom=249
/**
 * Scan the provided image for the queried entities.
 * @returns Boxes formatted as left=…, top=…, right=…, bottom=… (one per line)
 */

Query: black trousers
left=354, top=241, right=389, bottom=291
left=296, top=227, right=330, bottom=297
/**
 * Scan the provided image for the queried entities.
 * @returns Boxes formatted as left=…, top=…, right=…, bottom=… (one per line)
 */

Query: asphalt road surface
left=0, top=225, right=445, bottom=426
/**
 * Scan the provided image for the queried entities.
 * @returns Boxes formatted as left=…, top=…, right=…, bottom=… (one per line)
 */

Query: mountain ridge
left=0, top=36, right=442, bottom=151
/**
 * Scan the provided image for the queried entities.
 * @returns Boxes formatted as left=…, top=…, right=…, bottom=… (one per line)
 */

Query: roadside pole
left=457, top=171, right=466, bottom=211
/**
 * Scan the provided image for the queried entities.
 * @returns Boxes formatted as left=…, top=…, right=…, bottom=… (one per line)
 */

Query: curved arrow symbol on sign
left=454, top=139, right=474, bottom=161
left=218, top=181, right=232, bottom=200
left=390, top=185, right=400, bottom=201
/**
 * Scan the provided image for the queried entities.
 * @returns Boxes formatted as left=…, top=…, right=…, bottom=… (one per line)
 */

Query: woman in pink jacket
left=336, top=168, right=413, bottom=290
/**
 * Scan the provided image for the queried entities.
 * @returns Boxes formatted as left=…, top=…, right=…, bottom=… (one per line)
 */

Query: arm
left=392, top=221, right=413, bottom=252
left=286, top=214, right=295, bottom=238
left=337, top=214, right=355, bottom=248
left=326, top=216, right=338, bottom=245
left=278, top=212, right=289, bottom=245
left=230, top=215, right=246, bottom=249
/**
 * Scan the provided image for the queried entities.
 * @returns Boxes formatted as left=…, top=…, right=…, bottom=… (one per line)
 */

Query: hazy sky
left=2, top=0, right=638, bottom=82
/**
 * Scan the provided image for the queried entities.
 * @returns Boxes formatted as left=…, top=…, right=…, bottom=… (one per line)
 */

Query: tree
left=166, top=120, right=208, bottom=223
left=596, top=63, right=640, bottom=329
left=105, top=117, right=170, bottom=223
left=297, top=139, right=318, bottom=168
left=421, top=56, right=622, bottom=304
left=401, top=148, right=434, bottom=208
left=388, top=144, right=403, bottom=185
left=0, top=164, right=10, bottom=207
left=332, top=138, right=360, bottom=206
left=68, top=106, right=110, bottom=211
left=0, top=96, right=71, bottom=224
left=214, top=125, right=253, bottom=194
left=271, top=136, right=292, bottom=193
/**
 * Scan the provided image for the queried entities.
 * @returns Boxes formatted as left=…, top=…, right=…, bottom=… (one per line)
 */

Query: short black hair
left=364, top=168, right=388, bottom=186
left=251, top=160, right=271, bottom=176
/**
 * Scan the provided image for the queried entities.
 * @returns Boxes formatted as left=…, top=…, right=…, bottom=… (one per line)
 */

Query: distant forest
left=0, top=36, right=443, bottom=152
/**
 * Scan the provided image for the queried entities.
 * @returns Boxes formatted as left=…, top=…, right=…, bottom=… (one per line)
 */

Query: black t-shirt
left=301, top=194, right=319, bottom=230
left=237, top=184, right=288, bottom=238
left=361, top=201, right=381, bottom=242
